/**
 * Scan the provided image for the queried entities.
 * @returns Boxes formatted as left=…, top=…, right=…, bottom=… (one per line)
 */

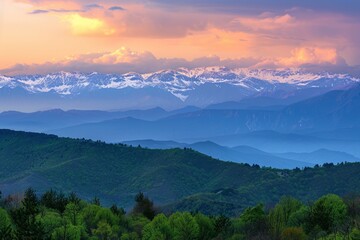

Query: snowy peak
left=0, top=67, right=359, bottom=101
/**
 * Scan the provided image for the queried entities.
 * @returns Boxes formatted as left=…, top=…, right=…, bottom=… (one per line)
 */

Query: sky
left=0, top=0, right=360, bottom=75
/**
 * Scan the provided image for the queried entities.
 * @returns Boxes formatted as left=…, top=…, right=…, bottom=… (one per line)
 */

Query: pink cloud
left=9, top=0, right=360, bottom=66
left=279, top=47, right=340, bottom=66
left=0, top=47, right=354, bottom=76
left=230, top=14, right=296, bottom=31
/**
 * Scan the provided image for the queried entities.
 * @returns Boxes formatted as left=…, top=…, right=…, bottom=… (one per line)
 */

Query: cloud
left=17, top=0, right=214, bottom=38
left=279, top=47, right=341, bottom=66
left=26, top=3, right=109, bottom=15
left=84, top=4, right=103, bottom=9
left=0, top=47, right=353, bottom=76
left=230, top=14, right=295, bottom=32
left=8, top=0, right=360, bottom=66
left=136, top=0, right=360, bottom=16
left=119, top=10, right=210, bottom=38
left=17, top=0, right=360, bottom=44
left=49, top=8, right=83, bottom=13
left=63, top=14, right=116, bottom=36
left=0, top=47, right=260, bottom=75
left=29, top=9, right=49, bottom=14
left=108, top=6, right=125, bottom=11
left=92, top=47, right=147, bottom=64
left=252, top=47, right=349, bottom=70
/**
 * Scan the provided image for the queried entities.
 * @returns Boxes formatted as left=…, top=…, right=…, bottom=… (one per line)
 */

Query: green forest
left=0, top=130, right=360, bottom=239
left=1, top=129, right=360, bottom=216
left=0, top=188, right=359, bottom=240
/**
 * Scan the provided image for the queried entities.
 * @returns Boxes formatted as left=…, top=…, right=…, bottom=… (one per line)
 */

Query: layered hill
left=0, top=106, right=199, bottom=132
left=123, top=140, right=360, bottom=169
left=49, top=85, right=360, bottom=141
left=1, top=85, right=360, bottom=168
left=0, top=129, right=359, bottom=216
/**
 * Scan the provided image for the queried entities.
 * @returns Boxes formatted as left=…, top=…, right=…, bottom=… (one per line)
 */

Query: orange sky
left=0, top=0, right=359, bottom=75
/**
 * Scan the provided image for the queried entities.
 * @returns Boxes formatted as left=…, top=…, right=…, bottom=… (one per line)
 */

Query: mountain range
left=1, top=67, right=359, bottom=111
left=123, top=139, right=360, bottom=169
left=1, top=69, right=360, bottom=168
left=1, top=67, right=360, bottom=213
left=1, top=83, right=360, bottom=168
left=47, top=85, right=360, bottom=143
left=0, top=106, right=199, bottom=132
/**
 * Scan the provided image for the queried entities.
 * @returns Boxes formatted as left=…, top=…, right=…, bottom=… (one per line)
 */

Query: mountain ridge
left=1, top=67, right=359, bottom=111
left=49, top=84, right=360, bottom=142
left=123, top=139, right=360, bottom=169
left=2, top=68, right=358, bottom=97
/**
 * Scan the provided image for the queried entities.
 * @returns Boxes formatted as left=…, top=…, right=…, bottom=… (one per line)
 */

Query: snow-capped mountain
left=0, top=67, right=359, bottom=111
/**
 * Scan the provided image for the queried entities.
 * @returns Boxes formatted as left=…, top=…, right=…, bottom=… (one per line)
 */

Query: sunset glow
left=63, top=14, right=116, bottom=36
left=1, top=0, right=359, bottom=75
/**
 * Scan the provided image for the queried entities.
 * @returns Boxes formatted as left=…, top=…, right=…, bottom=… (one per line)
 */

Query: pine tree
left=132, top=192, right=156, bottom=220
left=10, top=188, right=45, bottom=240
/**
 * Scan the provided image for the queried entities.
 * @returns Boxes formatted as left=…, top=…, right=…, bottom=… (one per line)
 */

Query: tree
left=0, top=208, right=14, bottom=239
left=92, top=196, right=101, bottom=206
left=10, top=188, right=45, bottom=240
left=278, top=197, right=303, bottom=224
left=132, top=192, right=156, bottom=220
left=169, top=212, right=200, bottom=240
left=68, top=192, right=81, bottom=205
left=64, top=202, right=82, bottom=226
left=82, top=204, right=102, bottom=233
left=269, top=205, right=285, bottom=239
left=350, top=228, right=360, bottom=240
left=308, top=194, right=347, bottom=233
left=142, top=213, right=172, bottom=240
left=344, top=193, right=360, bottom=227
left=269, top=197, right=303, bottom=239
left=214, top=215, right=231, bottom=238
left=41, top=189, right=69, bottom=213
left=121, top=232, right=139, bottom=240
left=40, top=189, right=57, bottom=210
left=287, top=206, right=309, bottom=228
left=52, top=224, right=83, bottom=240
left=37, top=210, right=63, bottom=238
left=281, top=227, right=306, bottom=240
left=95, top=208, right=119, bottom=226
left=238, top=204, right=268, bottom=238
left=110, top=204, right=126, bottom=216
left=92, top=220, right=118, bottom=240
left=127, top=215, right=150, bottom=237
left=194, top=213, right=216, bottom=240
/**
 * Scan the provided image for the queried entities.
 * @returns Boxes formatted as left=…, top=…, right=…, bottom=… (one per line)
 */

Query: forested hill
left=0, top=129, right=359, bottom=215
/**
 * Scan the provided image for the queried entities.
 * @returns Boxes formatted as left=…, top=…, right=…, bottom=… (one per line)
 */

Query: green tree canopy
left=0, top=208, right=13, bottom=239
left=142, top=213, right=172, bottom=240
left=309, top=194, right=347, bottom=233
left=169, top=212, right=200, bottom=240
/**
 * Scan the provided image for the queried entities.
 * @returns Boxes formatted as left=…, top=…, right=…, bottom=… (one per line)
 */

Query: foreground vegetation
left=0, top=188, right=359, bottom=240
